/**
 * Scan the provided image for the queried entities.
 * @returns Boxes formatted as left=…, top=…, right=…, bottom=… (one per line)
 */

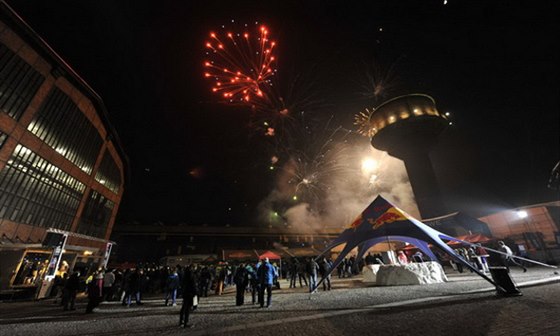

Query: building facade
left=0, top=2, right=127, bottom=293
left=478, top=201, right=560, bottom=262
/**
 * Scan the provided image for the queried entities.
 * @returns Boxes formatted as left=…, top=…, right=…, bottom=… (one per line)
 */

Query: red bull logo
left=368, top=207, right=406, bottom=230
left=348, top=214, right=363, bottom=229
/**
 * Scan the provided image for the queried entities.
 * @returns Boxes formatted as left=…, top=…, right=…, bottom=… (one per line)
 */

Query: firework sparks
left=354, top=108, right=376, bottom=137
left=354, top=55, right=405, bottom=105
left=273, top=119, right=357, bottom=208
left=204, top=23, right=277, bottom=104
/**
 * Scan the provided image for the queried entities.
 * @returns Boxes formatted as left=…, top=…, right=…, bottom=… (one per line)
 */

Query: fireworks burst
left=204, top=22, right=277, bottom=104
left=354, top=108, right=376, bottom=137
left=354, top=55, right=405, bottom=105
left=204, top=22, right=328, bottom=141
left=273, top=116, right=358, bottom=209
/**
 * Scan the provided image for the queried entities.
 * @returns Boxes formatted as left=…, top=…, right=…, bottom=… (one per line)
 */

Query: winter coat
left=181, top=268, right=198, bottom=305
left=233, top=267, right=249, bottom=287
left=306, top=260, right=319, bottom=277
left=257, top=262, right=276, bottom=285
left=166, top=273, right=180, bottom=290
left=65, top=273, right=81, bottom=291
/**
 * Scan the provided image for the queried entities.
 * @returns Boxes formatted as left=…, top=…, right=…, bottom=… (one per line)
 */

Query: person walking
left=179, top=265, right=198, bottom=328
left=257, top=258, right=275, bottom=308
left=498, top=241, right=527, bottom=272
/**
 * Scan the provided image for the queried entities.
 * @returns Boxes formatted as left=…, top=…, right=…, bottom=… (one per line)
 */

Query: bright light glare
left=361, top=158, right=378, bottom=175
left=516, top=210, right=528, bottom=219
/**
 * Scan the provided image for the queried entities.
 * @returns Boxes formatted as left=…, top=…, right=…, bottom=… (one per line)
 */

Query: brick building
left=0, top=2, right=127, bottom=294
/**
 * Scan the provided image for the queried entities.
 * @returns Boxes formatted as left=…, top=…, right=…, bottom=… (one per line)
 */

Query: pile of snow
left=375, top=262, right=448, bottom=286
left=362, top=264, right=382, bottom=283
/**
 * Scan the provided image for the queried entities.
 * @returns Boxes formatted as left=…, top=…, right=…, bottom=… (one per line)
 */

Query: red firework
left=203, top=23, right=277, bottom=104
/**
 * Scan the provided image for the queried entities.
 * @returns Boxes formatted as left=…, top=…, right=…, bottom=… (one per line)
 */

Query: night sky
left=7, top=0, right=559, bottom=226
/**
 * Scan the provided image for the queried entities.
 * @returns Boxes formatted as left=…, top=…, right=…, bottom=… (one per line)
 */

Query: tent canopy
left=259, top=250, right=281, bottom=260
left=222, top=249, right=259, bottom=261
left=314, top=195, right=500, bottom=291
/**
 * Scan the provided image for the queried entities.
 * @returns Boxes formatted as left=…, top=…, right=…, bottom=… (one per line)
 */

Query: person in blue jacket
left=257, top=257, right=276, bottom=308
left=165, top=269, right=180, bottom=306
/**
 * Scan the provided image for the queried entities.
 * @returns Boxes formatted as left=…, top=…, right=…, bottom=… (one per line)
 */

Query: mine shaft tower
left=368, top=94, right=449, bottom=219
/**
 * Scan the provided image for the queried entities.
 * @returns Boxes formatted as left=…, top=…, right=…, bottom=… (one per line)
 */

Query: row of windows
left=27, top=87, right=103, bottom=175
left=0, top=43, right=45, bottom=120
left=0, top=145, right=84, bottom=230
left=0, top=130, right=7, bottom=149
left=94, top=151, right=121, bottom=194
left=77, top=190, right=114, bottom=239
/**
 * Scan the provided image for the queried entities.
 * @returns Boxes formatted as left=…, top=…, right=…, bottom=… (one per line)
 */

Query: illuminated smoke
left=258, top=136, right=420, bottom=231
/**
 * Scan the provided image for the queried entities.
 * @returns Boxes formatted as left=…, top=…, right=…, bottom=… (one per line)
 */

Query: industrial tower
left=368, top=94, right=449, bottom=219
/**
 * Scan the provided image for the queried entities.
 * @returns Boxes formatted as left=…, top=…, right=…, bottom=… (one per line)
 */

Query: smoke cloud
left=257, top=138, right=419, bottom=231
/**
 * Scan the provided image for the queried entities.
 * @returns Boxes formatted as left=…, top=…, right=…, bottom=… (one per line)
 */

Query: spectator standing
left=233, top=263, right=249, bottom=306
left=85, top=271, right=104, bottom=313
left=179, top=265, right=198, bottom=328
left=165, top=269, right=180, bottom=306
left=52, top=273, right=67, bottom=304
left=319, top=257, right=332, bottom=291
left=288, top=259, right=298, bottom=288
left=365, top=253, right=375, bottom=265
left=62, top=271, right=80, bottom=311
left=248, top=262, right=259, bottom=305
left=103, top=269, right=115, bottom=301
left=257, top=258, right=275, bottom=308
left=198, top=266, right=212, bottom=297
left=337, top=260, right=345, bottom=278
left=297, top=260, right=308, bottom=287
left=397, top=251, right=409, bottom=265
left=475, top=244, right=490, bottom=273
left=215, top=265, right=226, bottom=295
left=306, top=257, right=320, bottom=293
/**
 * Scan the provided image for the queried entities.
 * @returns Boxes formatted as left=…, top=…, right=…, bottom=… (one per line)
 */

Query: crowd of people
left=46, top=240, right=529, bottom=327
left=48, top=257, right=288, bottom=325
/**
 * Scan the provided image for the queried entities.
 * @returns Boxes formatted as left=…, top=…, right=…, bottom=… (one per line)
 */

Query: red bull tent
left=315, top=195, right=501, bottom=291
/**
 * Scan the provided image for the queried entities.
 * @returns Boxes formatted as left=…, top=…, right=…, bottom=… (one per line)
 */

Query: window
left=27, top=88, right=102, bottom=174
left=0, top=145, right=84, bottom=230
left=94, top=151, right=121, bottom=194
left=0, top=43, right=45, bottom=120
left=76, top=189, right=114, bottom=239
left=0, top=130, right=7, bottom=149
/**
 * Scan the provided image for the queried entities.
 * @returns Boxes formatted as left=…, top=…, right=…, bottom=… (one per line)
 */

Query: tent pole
left=443, top=237, right=557, bottom=269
